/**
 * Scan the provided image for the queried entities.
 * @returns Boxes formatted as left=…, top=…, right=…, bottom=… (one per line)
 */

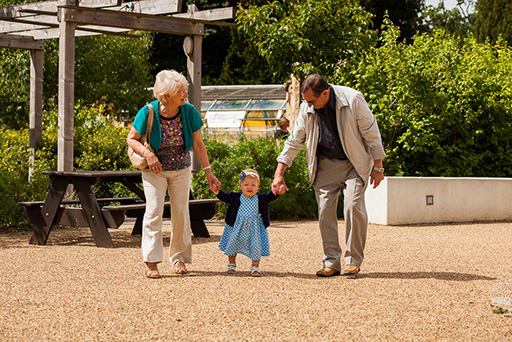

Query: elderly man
left=272, top=74, right=386, bottom=277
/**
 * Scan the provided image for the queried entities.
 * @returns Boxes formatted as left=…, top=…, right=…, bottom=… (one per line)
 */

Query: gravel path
left=1, top=220, right=511, bottom=341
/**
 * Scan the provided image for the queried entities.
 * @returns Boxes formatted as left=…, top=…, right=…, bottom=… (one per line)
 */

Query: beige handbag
left=127, top=103, right=155, bottom=169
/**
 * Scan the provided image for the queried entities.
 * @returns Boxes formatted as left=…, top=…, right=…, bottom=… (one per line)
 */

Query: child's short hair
left=239, top=168, right=260, bottom=182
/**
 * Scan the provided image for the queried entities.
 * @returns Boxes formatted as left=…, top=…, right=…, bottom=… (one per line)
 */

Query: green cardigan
left=132, top=100, right=203, bottom=152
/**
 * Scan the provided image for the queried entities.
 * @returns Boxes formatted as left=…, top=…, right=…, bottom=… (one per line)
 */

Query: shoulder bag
left=127, top=103, right=155, bottom=169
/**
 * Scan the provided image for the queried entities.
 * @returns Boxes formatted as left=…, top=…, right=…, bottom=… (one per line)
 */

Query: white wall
left=365, top=177, right=512, bottom=225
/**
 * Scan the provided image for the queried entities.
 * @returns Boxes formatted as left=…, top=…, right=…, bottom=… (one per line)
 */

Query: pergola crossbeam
left=59, top=6, right=204, bottom=36
left=0, top=33, right=44, bottom=50
left=0, top=0, right=121, bottom=18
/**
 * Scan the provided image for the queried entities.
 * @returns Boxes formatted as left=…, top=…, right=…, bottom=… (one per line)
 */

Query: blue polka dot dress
left=218, top=194, right=270, bottom=260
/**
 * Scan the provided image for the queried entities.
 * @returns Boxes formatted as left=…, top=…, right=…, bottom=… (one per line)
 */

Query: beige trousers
left=141, top=167, right=192, bottom=265
left=313, top=157, right=368, bottom=271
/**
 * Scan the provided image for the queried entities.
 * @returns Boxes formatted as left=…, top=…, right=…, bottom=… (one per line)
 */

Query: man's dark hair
left=301, top=74, right=329, bottom=97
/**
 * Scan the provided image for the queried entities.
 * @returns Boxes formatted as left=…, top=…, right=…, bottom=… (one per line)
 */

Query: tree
left=420, top=0, right=475, bottom=38
left=0, top=0, right=154, bottom=128
left=335, top=19, right=512, bottom=177
left=360, top=0, right=424, bottom=42
left=236, top=0, right=376, bottom=82
left=474, top=0, right=512, bottom=44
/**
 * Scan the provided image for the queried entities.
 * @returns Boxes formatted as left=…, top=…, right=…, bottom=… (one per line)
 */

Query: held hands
left=271, top=175, right=288, bottom=195
left=205, top=169, right=221, bottom=194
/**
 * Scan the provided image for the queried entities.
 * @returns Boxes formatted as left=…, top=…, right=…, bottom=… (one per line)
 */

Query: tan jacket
left=277, top=85, right=386, bottom=186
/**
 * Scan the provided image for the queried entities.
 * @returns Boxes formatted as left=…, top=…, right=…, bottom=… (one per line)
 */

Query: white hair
left=152, top=69, right=189, bottom=104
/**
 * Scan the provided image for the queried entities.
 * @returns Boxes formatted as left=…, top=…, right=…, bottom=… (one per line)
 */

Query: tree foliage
left=0, top=0, right=154, bottom=128
left=335, top=19, right=512, bottom=177
left=236, top=0, right=376, bottom=82
left=420, top=0, right=475, bottom=38
left=361, top=0, right=424, bottom=42
left=474, top=0, right=512, bottom=45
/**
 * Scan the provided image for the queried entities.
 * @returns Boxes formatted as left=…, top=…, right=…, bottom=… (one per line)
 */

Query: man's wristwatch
left=373, top=166, right=385, bottom=173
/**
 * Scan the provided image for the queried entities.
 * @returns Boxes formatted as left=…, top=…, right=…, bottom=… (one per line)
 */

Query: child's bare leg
left=228, top=254, right=237, bottom=264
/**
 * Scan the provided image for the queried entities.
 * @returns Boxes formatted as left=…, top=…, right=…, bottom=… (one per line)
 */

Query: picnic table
left=17, top=170, right=218, bottom=248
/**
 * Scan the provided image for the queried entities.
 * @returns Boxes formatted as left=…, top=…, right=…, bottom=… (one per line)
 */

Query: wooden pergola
left=0, top=0, right=235, bottom=172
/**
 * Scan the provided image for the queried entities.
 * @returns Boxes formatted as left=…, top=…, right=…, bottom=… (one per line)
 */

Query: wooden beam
left=0, top=20, right=47, bottom=33
left=0, top=0, right=120, bottom=18
left=0, top=33, right=44, bottom=49
left=172, top=7, right=236, bottom=21
left=60, top=6, right=203, bottom=36
left=186, top=35, right=202, bottom=112
left=57, top=2, right=76, bottom=172
left=29, top=48, right=44, bottom=180
left=7, top=26, right=139, bottom=40
left=0, top=14, right=58, bottom=29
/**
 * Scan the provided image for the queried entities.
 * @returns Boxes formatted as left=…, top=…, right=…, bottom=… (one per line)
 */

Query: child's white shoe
left=251, top=266, right=261, bottom=277
left=227, top=263, right=237, bottom=274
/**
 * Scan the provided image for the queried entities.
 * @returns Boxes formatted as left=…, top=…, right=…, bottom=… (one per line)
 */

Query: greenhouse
left=201, top=84, right=287, bottom=138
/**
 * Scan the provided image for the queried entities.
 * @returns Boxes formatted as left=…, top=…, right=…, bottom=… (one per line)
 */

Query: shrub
left=0, top=127, right=51, bottom=227
left=192, top=134, right=318, bottom=220
left=335, top=21, right=512, bottom=177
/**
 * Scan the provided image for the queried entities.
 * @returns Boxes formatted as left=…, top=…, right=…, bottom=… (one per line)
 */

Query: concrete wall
left=365, top=177, right=512, bottom=225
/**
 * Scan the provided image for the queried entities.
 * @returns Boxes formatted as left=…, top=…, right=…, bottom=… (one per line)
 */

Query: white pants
left=141, top=167, right=192, bottom=265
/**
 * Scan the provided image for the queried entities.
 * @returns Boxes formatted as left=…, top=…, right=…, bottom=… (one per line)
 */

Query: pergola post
left=29, top=48, right=43, bottom=180
left=184, top=34, right=202, bottom=172
left=57, top=0, right=76, bottom=171
left=185, top=34, right=202, bottom=112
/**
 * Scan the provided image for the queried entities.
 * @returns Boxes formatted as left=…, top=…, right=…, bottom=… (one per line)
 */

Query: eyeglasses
left=304, top=97, right=319, bottom=106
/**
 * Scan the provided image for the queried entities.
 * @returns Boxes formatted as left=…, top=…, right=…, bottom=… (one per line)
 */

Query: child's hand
left=277, top=184, right=287, bottom=195
left=211, top=183, right=220, bottom=195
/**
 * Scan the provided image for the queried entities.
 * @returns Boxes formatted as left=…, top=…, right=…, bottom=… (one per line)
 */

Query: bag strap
left=146, top=103, right=154, bottom=137
left=142, top=103, right=154, bottom=144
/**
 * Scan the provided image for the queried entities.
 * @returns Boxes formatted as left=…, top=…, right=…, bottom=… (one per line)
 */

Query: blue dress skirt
left=218, top=194, right=270, bottom=260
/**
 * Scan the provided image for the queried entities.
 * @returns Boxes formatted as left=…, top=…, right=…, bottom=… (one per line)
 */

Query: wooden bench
left=101, top=199, right=219, bottom=237
left=18, top=198, right=219, bottom=239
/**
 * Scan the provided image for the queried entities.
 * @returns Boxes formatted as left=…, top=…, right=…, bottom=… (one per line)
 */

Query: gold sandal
left=174, top=261, right=187, bottom=274
left=145, top=262, right=161, bottom=279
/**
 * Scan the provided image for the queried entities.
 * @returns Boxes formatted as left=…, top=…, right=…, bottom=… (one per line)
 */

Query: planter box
left=365, top=177, right=512, bottom=225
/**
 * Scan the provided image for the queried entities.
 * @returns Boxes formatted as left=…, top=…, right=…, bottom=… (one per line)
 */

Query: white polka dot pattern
left=218, top=194, right=270, bottom=260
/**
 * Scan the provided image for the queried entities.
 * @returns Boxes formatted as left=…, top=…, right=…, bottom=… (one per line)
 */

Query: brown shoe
left=343, top=265, right=360, bottom=275
left=316, top=267, right=341, bottom=277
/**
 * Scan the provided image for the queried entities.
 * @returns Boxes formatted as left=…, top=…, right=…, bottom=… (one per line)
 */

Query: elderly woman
left=127, top=70, right=220, bottom=278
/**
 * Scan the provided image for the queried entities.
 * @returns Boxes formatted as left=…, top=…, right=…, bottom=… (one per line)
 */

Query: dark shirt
left=274, top=129, right=289, bottom=141
left=216, top=190, right=279, bottom=228
left=316, top=86, right=347, bottom=160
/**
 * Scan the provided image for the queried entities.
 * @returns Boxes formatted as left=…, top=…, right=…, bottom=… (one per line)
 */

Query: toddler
left=213, top=169, right=279, bottom=276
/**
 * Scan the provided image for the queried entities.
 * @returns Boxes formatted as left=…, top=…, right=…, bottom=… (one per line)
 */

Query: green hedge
left=192, top=135, right=318, bottom=220
left=335, top=22, right=512, bottom=177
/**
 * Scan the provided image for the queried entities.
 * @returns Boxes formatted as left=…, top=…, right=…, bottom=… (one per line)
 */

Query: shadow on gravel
left=357, top=272, right=496, bottom=281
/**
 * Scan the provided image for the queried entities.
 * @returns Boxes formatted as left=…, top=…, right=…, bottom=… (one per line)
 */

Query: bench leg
left=131, top=216, right=143, bottom=235
left=191, top=219, right=210, bottom=238
left=73, top=178, right=114, bottom=248
left=29, top=176, right=69, bottom=245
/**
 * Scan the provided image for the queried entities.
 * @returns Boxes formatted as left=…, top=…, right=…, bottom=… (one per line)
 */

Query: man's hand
left=370, top=170, right=384, bottom=188
left=272, top=163, right=289, bottom=195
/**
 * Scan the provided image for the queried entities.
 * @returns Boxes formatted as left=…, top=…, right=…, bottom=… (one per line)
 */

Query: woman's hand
left=205, top=169, right=221, bottom=194
left=145, top=150, right=162, bottom=175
